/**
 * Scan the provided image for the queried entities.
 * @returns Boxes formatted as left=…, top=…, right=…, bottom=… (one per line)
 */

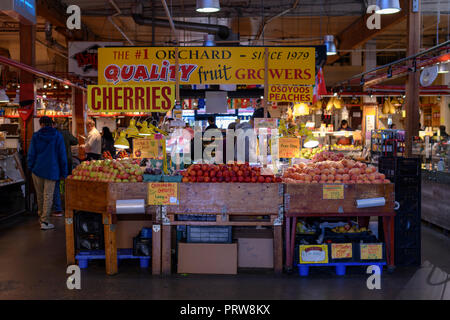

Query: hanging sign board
left=299, top=245, right=328, bottom=264
left=98, top=47, right=315, bottom=86
left=147, top=182, right=178, bottom=205
left=87, top=85, right=175, bottom=113
left=323, top=184, right=344, bottom=200
left=268, top=85, right=313, bottom=103
left=254, top=118, right=278, bottom=130
left=0, top=0, right=36, bottom=25
left=360, top=244, right=383, bottom=260
left=133, top=138, right=159, bottom=159
left=278, top=137, right=300, bottom=158
left=331, top=243, right=353, bottom=259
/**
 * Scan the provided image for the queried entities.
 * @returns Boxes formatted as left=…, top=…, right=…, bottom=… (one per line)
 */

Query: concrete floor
left=0, top=215, right=449, bottom=300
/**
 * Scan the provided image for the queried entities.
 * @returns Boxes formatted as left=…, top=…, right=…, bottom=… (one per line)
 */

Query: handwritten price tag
left=360, top=244, right=383, bottom=260
left=147, top=182, right=178, bottom=205
left=279, top=137, right=300, bottom=158
left=331, top=243, right=352, bottom=259
left=323, top=184, right=344, bottom=200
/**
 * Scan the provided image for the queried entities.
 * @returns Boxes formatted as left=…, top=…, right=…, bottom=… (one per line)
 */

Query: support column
left=19, top=23, right=36, bottom=154
left=405, top=0, right=421, bottom=157
left=73, top=88, right=86, bottom=160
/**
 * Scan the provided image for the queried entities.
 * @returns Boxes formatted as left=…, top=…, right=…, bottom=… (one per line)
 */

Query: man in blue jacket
left=28, top=116, right=68, bottom=230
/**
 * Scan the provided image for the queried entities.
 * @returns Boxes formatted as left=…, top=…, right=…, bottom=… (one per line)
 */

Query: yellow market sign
left=87, top=84, right=175, bottom=112
left=279, top=137, right=300, bottom=158
left=133, top=138, right=159, bottom=158
left=268, top=85, right=313, bottom=103
left=147, top=182, right=178, bottom=205
left=98, top=47, right=315, bottom=86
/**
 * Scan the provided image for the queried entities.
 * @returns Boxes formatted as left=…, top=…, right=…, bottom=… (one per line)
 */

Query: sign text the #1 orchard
left=98, top=47, right=315, bottom=86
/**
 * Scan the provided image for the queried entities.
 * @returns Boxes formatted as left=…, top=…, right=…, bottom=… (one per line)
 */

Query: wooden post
left=152, top=224, right=162, bottom=275
left=405, top=0, right=421, bottom=157
left=103, top=214, right=118, bottom=275
left=73, top=88, right=86, bottom=160
left=161, top=225, right=172, bottom=275
left=273, top=225, right=283, bottom=274
left=264, top=47, right=269, bottom=118
left=65, top=208, right=75, bottom=265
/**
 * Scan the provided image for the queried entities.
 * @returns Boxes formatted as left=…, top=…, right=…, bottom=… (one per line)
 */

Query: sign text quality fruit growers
left=98, top=47, right=315, bottom=86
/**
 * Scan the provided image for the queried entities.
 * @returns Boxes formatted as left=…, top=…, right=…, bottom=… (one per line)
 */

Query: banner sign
left=68, top=42, right=122, bottom=77
left=323, top=184, right=344, bottom=200
left=268, top=85, right=313, bottom=103
left=279, top=137, right=300, bottom=158
left=87, top=85, right=175, bottom=112
left=360, top=244, right=383, bottom=260
left=299, top=245, right=328, bottom=264
left=147, top=182, right=178, bottom=205
left=98, top=47, right=315, bottom=86
left=133, top=138, right=159, bottom=158
left=331, top=243, right=353, bottom=259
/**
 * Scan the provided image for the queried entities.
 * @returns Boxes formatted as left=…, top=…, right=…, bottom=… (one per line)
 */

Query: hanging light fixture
left=139, top=121, right=155, bottom=136
left=196, top=0, right=220, bottom=13
left=324, top=35, right=337, bottom=56
left=203, top=34, right=216, bottom=46
left=375, top=0, right=401, bottom=15
left=125, top=119, right=140, bottom=137
left=438, top=63, right=449, bottom=74
left=12, top=90, right=20, bottom=104
left=303, top=136, right=319, bottom=148
left=0, top=89, right=10, bottom=103
left=114, top=131, right=130, bottom=149
left=293, top=103, right=310, bottom=117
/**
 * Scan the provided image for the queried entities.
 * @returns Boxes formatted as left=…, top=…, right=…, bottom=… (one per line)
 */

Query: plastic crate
left=323, top=229, right=377, bottom=244
left=143, top=174, right=162, bottom=182
left=75, top=249, right=150, bottom=269
left=133, top=236, right=152, bottom=257
left=297, top=262, right=386, bottom=276
left=177, top=214, right=216, bottom=221
left=187, top=226, right=232, bottom=243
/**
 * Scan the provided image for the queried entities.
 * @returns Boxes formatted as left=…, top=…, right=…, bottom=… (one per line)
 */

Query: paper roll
left=116, top=199, right=145, bottom=214
left=356, top=197, right=386, bottom=208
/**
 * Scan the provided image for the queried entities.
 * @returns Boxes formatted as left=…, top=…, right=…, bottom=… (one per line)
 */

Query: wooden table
left=65, top=179, right=161, bottom=275
left=284, top=183, right=396, bottom=271
left=161, top=183, right=285, bottom=274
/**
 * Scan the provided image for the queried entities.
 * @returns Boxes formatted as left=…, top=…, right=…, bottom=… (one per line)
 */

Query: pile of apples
left=68, top=159, right=144, bottom=183
left=282, top=158, right=390, bottom=184
left=311, top=151, right=345, bottom=162
left=181, top=163, right=282, bottom=183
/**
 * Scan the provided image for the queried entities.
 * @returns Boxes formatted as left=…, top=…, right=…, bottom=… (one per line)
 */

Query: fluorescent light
left=203, top=34, right=216, bottom=46
left=375, top=0, right=401, bottom=14
left=196, top=0, right=220, bottom=13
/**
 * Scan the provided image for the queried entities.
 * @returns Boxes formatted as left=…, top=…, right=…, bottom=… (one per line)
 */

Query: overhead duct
left=131, top=3, right=232, bottom=42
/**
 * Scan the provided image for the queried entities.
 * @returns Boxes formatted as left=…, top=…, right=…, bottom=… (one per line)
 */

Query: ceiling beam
left=328, top=0, right=409, bottom=64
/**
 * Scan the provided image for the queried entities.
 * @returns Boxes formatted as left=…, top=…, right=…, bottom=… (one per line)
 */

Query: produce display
left=331, top=224, right=368, bottom=233
left=69, top=159, right=144, bottom=182
left=282, top=152, right=390, bottom=184
left=299, top=146, right=328, bottom=160
left=330, top=144, right=362, bottom=151
left=181, top=163, right=282, bottom=183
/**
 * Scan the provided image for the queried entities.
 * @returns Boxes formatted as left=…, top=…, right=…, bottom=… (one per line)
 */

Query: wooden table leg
left=65, top=208, right=75, bottom=265
left=290, top=217, right=297, bottom=270
left=273, top=225, right=283, bottom=274
left=162, top=225, right=171, bottom=275
left=104, top=214, right=118, bottom=276
left=152, top=224, right=162, bottom=275
left=285, top=216, right=291, bottom=271
left=383, top=215, right=395, bottom=267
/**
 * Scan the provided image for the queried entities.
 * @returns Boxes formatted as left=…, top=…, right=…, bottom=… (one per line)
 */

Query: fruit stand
left=161, top=182, right=284, bottom=274
left=284, top=183, right=396, bottom=271
left=65, top=179, right=162, bottom=275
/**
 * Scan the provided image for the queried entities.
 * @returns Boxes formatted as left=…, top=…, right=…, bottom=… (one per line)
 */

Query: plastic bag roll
left=356, top=197, right=385, bottom=208
left=116, top=199, right=145, bottom=214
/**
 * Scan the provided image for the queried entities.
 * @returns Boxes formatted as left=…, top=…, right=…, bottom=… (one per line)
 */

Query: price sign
left=133, top=138, right=159, bottom=158
left=323, top=184, right=344, bottom=200
left=331, top=243, right=353, bottom=259
left=299, top=244, right=328, bottom=264
left=360, top=244, right=383, bottom=260
left=278, top=137, right=300, bottom=158
left=147, top=182, right=178, bottom=205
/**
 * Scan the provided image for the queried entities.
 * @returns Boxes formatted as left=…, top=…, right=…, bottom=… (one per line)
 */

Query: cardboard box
left=116, top=221, right=153, bottom=249
left=238, top=238, right=274, bottom=268
left=178, top=243, right=237, bottom=275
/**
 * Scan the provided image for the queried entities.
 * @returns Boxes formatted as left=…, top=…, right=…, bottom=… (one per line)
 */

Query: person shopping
left=84, top=119, right=102, bottom=160
left=27, top=116, right=68, bottom=230
left=101, top=126, right=116, bottom=157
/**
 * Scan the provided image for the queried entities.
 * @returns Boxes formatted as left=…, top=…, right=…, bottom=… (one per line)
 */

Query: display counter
left=421, top=170, right=450, bottom=231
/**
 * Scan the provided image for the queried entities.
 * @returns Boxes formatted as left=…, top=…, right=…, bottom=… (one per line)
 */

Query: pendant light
left=12, top=90, right=20, bottom=105
left=203, top=34, right=216, bottom=46
left=139, top=121, right=155, bottom=136
left=293, top=103, right=309, bottom=117
left=125, top=119, right=140, bottom=137
left=303, top=136, right=319, bottom=148
left=0, top=89, right=10, bottom=103
left=324, top=35, right=337, bottom=56
left=196, top=0, right=220, bottom=13
left=114, top=131, right=130, bottom=149
left=375, top=0, right=401, bottom=15
left=438, top=63, right=449, bottom=74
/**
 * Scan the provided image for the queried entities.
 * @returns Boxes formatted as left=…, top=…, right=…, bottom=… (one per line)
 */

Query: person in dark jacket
left=101, top=126, right=116, bottom=157
left=52, top=120, right=78, bottom=217
left=28, top=116, right=68, bottom=230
